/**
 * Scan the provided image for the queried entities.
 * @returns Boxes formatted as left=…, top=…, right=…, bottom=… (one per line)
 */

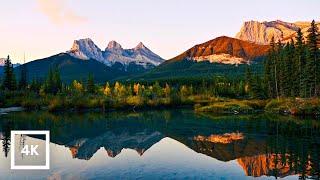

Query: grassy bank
left=194, top=99, right=266, bottom=114
left=264, top=98, right=320, bottom=116
left=1, top=90, right=197, bottom=112
left=2, top=90, right=320, bottom=116
left=195, top=98, right=320, bottom=116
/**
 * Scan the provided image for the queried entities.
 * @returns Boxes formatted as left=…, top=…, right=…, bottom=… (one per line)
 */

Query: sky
left=0, top=0, right=319, bottom=63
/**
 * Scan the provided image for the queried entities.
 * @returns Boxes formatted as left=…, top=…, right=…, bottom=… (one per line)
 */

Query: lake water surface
left=0, top=109, right=319, bottom=179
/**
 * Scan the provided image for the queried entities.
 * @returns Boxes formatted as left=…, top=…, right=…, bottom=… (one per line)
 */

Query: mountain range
left=1, top=19, right=314, bottom=82
left=14, top=53, right=128, bottom=83
left=68, top=38, right=164, bottom=69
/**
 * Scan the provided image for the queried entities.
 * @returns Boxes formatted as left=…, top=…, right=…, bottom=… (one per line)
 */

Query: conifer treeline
left=264, top=20, right=319, bottom=98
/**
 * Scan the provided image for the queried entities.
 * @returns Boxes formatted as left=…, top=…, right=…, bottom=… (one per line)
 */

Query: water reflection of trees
left=1, top=121, right=13, bottom=158
left=0, top=110, right=319, bottom=178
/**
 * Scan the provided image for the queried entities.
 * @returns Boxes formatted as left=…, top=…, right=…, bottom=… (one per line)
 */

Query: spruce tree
left=264, top=37, right=276, bottom=98
left=281, top=43, right=291, bottom=97
left=44, top=66, right=62, bottom=94
left=295, top=28, right=307, bottom=97
left=273, top=40, right=281, bottom=99
left=87, top=74, right=95, bottom=94
left=2, top=55, right=16, bottom=91
left=306, top=20, right=319, bottom=96
left=251, top=74, right=263, bottom=99
left=18, top=64, right=27, bottom=90
left=287, top=39, right=298, bottom=96
left=305, top=48, right=315, bottom=97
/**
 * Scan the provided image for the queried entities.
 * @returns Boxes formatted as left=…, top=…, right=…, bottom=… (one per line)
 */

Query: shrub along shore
left=1, top=87, right=319, bottom=117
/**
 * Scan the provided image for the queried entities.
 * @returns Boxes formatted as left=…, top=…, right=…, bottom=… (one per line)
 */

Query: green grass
left=194, top=99, right=266, bottom=114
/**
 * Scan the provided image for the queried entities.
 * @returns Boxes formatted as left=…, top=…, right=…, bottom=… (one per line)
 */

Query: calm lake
left=0, top=109, right=319, bottom=179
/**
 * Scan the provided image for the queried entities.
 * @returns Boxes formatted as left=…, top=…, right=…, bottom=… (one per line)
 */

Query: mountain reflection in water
left=0, top=110, right=319, bottom=179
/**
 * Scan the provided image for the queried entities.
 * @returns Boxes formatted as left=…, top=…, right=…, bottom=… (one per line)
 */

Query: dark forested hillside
left=14, top=53, right=129, bottom=83
left=126, top=58, right=264, bottom=82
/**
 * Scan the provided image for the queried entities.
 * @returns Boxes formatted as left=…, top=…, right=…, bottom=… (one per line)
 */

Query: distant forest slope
left=14, top=53, right=129, bottom=83
left=123, top=58, right=265, bottom=83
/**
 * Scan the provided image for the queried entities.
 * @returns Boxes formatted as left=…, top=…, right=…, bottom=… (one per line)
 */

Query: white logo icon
left=21, top=145, right=39, bottom=156
left=10, top=130, right=50, bottom=170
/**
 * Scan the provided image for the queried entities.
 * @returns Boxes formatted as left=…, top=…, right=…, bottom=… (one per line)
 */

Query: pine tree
left=2, top=55, right=16, bottom=91
left=288, top=39, right=297, bottom=97
left=274, top=40, right=283, bottom=99
left=2, top=122, right=12, bottom=158
left=264, top=37, right=276, bottom=98
left=153, top=81, right=162, bottom=98
left=278, top=41, right=295, bottom=97
left=87, top=74, right=95, bottom=94
left=251, top=74, right=263, bottom=99
left=18, top=63, right=27, bottom=90
left=295, top=28, right=307, bottom=97
left=44, top=67, right=62, bottom=94
left=305, top=48, right=315, bottom=97
left=306, top=20, right=319, bottom=96
left=30, top=78, right=41, bottom=93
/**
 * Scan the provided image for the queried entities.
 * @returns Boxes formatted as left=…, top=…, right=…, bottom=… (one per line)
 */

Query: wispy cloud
left=36, top=0, right=87, bottom=25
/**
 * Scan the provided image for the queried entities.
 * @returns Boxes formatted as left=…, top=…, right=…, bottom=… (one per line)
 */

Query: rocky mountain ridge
left=68, top=38, right=164, bottom=69
left=236, top=20, right=320, bottom=44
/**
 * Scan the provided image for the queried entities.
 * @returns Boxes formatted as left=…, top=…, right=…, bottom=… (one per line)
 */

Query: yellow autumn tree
left=114, top=82, right=126, bottom=97
left=133, top=83, right=140, bottom=96
left=104, top=82, right=111, bottom=96
left=164, top=83, right=171, bottom=97
left=180, top=85, right=189, bottom=98
left=72, top=80, right=83, bottom=93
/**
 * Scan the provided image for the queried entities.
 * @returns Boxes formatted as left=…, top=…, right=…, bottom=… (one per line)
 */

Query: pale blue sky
left=0, top=0, right=319, bottom=63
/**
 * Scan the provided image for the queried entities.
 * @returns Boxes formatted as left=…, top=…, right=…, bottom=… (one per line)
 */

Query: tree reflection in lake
left=0, top=110, right=319, bottom=179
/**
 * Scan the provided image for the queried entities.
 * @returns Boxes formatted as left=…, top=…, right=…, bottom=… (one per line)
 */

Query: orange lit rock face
left=237, top=154, right=312, bottom=178
left=194, top=132, right=244, bottom=144
left=171, top=36, right=269, bottom=64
